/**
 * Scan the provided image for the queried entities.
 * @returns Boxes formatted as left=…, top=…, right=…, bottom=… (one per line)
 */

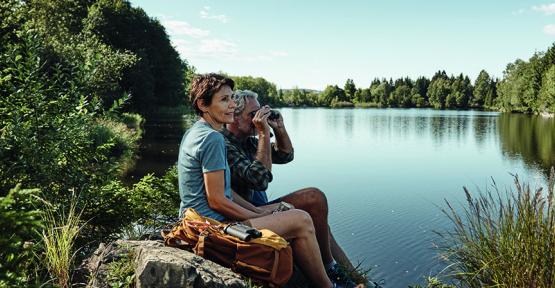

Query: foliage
left=436, top=169, right=555, bottom=287
left=130, top=165, right=180, bottom=227
left=106, top=249, right=135, bottom=288
left=91, top=117, right=141, bottom=175
left=473, top=70, right=495, bottom=107
left=344, top=79, right=356, bottom=103
left=409, top=277, right=455, bottom=288
left=84, top=0, right=188, bottom=114
left=497, top=43, right=555, bottom=113
left=0, top=185, right=42, bottom=287
left=40, top=194, right=83, bottom=288
left=233, top=75, right=281, bottom=106
left=23, top=0, right=137, bottom=106
left=539, top=65, right=555, bottom=113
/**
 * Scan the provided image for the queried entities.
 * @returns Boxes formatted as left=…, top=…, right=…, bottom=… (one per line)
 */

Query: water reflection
left=498, top=114, right=555, bottom=176
left=128, top=109, right=554, bottom=286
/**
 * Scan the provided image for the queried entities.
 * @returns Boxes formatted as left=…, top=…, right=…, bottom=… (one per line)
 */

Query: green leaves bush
left=0, top=186, right=42, bottom=287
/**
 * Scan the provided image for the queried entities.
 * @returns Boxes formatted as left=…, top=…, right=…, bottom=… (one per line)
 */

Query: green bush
left=91, top=118, right=140, bottom=175
left=0, top=185, right=42, bottom=287
left=105, top=248, right=135, bottom=288
left=437, top=168, right=555, bottom=287
left=130, top=165, right=180, bottom=227
left=120, top=112, right=144, bottom=131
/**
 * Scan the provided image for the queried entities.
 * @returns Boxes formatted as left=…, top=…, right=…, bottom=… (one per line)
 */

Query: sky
left=130, top=0, right=555, bottom=90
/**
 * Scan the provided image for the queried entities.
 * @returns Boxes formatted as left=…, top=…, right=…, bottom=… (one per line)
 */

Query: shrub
left=437, top=168, right=555, bottom=287
left=91, top=117, right=140, bottom=176
left=130, top=165, right=180, bottom=227
left=0, top=185, right=42, bottom=287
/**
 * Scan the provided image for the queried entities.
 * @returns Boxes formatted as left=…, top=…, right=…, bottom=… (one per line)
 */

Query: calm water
left=129, top=108, right=555, bottom=287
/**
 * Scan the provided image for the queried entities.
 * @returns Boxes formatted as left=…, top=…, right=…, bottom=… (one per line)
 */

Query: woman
left=178, top=73, right=349, bottom=287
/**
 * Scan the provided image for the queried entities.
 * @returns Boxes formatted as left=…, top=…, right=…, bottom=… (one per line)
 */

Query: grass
left=105, top=248, right=135, bottom=288
left=436, top=167, right=555, bottom=287
left=39, top=193, right=84, bottom=288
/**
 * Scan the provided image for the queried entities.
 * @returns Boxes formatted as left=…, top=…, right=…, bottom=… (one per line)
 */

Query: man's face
left=237, top=97, right=260, bottom=136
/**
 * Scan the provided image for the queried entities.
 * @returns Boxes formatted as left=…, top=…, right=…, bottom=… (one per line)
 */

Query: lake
left=128, top=108, right=554, bottom=287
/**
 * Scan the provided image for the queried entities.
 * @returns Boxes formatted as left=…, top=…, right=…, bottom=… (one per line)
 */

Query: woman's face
left=202, top=85, right=236, bottom=129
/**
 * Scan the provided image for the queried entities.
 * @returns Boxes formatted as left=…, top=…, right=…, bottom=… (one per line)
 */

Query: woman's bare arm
left=203, top=170, right=264, bottom=220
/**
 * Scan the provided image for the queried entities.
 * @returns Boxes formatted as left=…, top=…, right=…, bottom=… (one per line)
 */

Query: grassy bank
left=434, top=168, right=555, bottom=287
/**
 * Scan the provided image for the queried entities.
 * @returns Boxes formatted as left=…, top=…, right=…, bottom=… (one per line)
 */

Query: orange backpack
left=162, top=208, right=293, bottom=286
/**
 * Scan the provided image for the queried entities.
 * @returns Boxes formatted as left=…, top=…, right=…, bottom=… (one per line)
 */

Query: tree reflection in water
left=498, top=113, right=555, bottom=176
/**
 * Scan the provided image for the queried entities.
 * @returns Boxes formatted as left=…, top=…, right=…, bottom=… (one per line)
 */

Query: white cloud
left=200, top=7, right=229, bottom=23
left=532, top=3, right=555, bottom=15
left=512, top=8, right=526, bottom=15
left=544, top=24, right=555, bottom=35
left=269, top=51, right=289, bottom=57
left=172, top=37, right=238, bottom=59
left=161, top=20, right=210, bottom=38
left=198, top=39, right=237, bottom=57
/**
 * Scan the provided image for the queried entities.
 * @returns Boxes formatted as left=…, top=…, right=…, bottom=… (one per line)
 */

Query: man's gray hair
left=232, top=89, right=258, bottom=115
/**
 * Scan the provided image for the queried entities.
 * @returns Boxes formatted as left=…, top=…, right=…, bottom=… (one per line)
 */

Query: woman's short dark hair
left=190, top=73, right=235, bottom=116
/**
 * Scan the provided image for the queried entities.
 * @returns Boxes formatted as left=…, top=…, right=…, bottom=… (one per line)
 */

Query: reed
left=436, top=168, right=555, bottom=287
left=40, top=195, right=83, bottom=288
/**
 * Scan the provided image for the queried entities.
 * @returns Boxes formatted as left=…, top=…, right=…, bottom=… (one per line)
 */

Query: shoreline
left=540, top=112, right=554, bottom=118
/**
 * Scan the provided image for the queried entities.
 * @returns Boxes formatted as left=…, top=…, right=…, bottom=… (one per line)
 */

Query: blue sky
left=130, top=0, right=555, bottom=90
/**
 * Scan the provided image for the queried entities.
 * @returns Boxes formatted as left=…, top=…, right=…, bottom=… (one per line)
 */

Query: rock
left=79, top=240, right=246, bottom=288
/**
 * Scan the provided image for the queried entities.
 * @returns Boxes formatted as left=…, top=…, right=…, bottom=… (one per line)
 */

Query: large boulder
left=79, top=240, right=246, bottom=288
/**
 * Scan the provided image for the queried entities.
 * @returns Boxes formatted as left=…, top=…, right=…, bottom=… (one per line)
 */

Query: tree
left=344, top=79, right=356, bottom=102
left=84, top=0, right=188, bottom=113
left=414, top=76, right=430, bottom=102
left=233, top=76, right=280, bottom=106
left=473, top=70, right=493, bottom=107
left=370, top=80, right=391, bottom=106
left=428, top=78, right=451, bottom=109
left=539, top=65, right=555, bottom=113
left=320, top=85, right=345, bottom=106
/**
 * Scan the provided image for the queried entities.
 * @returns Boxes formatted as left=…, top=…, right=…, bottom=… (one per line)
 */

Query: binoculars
left=223, top=223, right=262, bottom=241
left=268, top=110, right=280, bottom=121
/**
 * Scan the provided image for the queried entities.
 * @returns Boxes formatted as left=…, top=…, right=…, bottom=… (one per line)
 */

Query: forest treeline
left=233, top=43, right=555, bottom=114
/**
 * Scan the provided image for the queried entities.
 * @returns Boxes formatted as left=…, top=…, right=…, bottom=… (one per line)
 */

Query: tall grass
left=437, top=168, right=555, bottom=287
left=40, top=195, right=83, bottom=288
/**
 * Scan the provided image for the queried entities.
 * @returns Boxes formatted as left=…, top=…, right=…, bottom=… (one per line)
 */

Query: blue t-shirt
left=178, top=120, right=232, bottom=221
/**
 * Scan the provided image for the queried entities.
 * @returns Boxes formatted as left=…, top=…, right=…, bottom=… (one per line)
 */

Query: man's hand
left=267, top=110, right=285, bottom=131
left=252, top=105, right=271, bottom=135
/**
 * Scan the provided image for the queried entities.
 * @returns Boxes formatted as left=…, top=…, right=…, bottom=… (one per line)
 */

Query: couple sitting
left=178, top=73, right=361, bottom=288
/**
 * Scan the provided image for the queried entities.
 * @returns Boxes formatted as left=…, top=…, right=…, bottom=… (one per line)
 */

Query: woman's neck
left=200, top=114, right=223, bottom=131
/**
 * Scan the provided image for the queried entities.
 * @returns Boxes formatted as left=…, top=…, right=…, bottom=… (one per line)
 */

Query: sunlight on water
left=132, top=108, right=553, bottom=286
left=267, top=108, right=551, bottom=287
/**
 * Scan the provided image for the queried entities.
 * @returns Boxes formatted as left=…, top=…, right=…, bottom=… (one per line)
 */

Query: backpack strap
left=194, top=231, right=208, bottom=257
left=270, top=250, right=279, bottom=281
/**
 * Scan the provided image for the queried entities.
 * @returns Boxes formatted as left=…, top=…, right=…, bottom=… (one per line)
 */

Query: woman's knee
left=286, top=209, right=315, bottom=235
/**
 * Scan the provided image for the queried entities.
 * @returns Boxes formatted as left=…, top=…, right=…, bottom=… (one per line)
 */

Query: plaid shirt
left=221, top=128, right=294, bottom=202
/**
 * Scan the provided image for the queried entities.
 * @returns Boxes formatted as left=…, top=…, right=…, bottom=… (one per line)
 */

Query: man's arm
left=252, top=106, right=272, bottom=170
left=268, top=112, right=293, bottom=155
left=268, top=111, right=294, bottom=164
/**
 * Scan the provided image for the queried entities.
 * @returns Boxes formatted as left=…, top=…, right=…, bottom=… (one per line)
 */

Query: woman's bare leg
left=248, top=209, right=332, bottom=288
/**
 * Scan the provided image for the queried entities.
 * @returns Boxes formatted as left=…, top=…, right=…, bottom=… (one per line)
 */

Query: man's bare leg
left=280, top=187, right=356, bottom=268
left=330, top=229, right=355, bottom=271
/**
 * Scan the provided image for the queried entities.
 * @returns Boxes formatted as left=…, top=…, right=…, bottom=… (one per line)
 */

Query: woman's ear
left=197, top=99, right=208, bottom=113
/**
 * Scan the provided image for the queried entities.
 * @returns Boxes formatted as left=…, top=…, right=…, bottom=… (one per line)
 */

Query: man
left=222, top=89, right=357, bottom=283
